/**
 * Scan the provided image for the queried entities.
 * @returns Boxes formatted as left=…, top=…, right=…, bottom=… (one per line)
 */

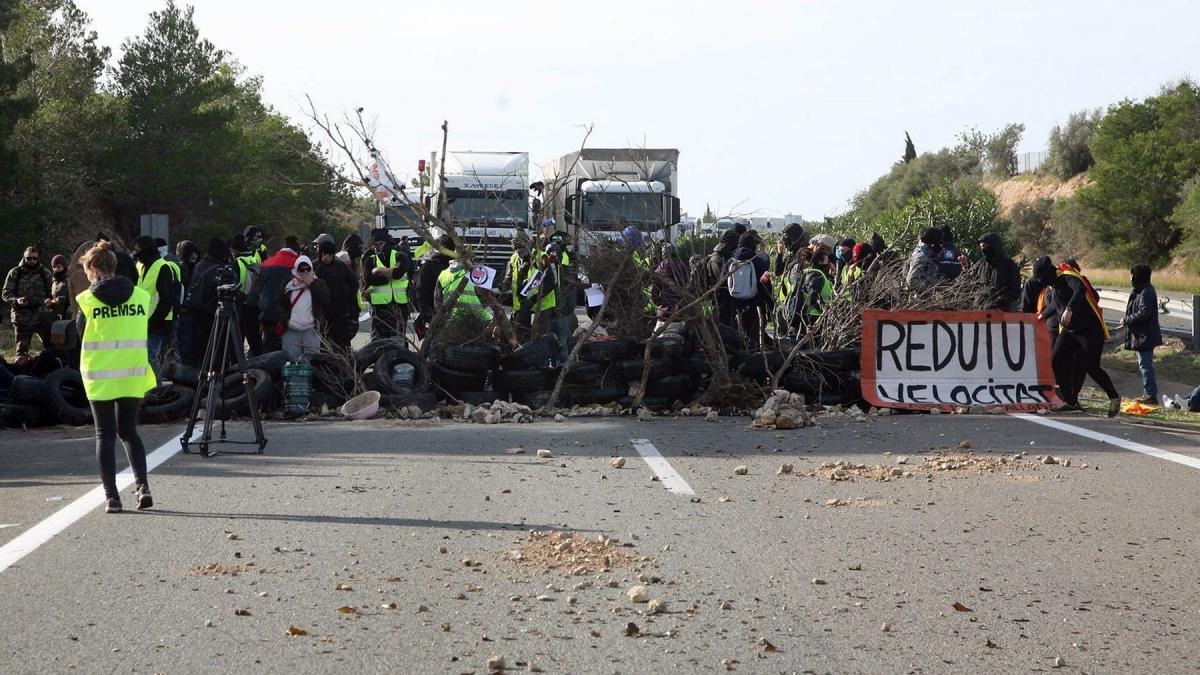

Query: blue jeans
left=1186, top=384, right=1200, bottom=412
left=1136, top=349, right=1157, bottom=399
left=148, top=331, right=168, bottom=386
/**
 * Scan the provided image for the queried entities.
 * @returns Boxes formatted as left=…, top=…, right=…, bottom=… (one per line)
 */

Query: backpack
left=239, top=258, right=261, bottom=307
left=726, top=259, right=757, bottom=300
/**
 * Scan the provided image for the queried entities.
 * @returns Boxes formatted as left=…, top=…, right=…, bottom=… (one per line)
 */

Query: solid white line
left=1010, top=413, right=1200, bottom=471
left=630, top=439, right=695, bottom=496
left=0, top=433, right=189, bottom=574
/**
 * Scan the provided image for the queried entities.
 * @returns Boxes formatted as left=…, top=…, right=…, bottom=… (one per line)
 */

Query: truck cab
left=430, top=151, right=530, bottom=268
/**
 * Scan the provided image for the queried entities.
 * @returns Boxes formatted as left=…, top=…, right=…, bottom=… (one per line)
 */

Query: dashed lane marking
left=631, top=439, right=696, bottom=496
left=1010, top=413, right=1200, bottom=471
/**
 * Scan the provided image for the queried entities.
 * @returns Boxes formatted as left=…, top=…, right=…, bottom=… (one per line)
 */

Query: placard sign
left=468, top=265, right=497, bottom=290
left=860, top=310, right=1061, bottom=412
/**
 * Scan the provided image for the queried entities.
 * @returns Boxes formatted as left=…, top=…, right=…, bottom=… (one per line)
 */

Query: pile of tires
left=735, top=348, right=862, bottom=406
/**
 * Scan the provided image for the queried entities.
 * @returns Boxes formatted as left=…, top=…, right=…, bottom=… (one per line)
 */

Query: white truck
left=429, top=150, right=530, bottom=268
left=539, top=148, right=680, bottom=255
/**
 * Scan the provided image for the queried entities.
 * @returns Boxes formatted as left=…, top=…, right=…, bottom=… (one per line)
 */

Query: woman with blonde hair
left=77, top=241, right=157, bottom=513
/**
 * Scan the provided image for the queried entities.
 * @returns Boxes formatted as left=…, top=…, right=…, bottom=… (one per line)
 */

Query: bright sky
left=77, top=0, right=1200, bottom=221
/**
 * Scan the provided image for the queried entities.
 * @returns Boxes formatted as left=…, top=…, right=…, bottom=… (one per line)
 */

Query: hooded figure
left=1121, top=263, right=1162, bottom=403
left=276, top=254, right=330, bottom=363
left=904, top=228, right=943, bottom=292
left=313, top=239, right=358, bottom=351
left=971, top=233, right=1020, bottom=311
left=705, top=229, right=742, bottom=327
left=341, top=233, right=364, bottom=265
left=1020, top=256, right=1061, bottom=343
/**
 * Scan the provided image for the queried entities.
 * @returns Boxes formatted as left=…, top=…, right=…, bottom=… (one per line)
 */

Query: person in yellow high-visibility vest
left=435, top=260, right=493, bottom=321
left=132, top=235, right=178, bottom=385
left=77, top=241, right=157, bottom=514
left=798, top=249, right=834, bottom=335
left=362, top=229, right=411, bottom=341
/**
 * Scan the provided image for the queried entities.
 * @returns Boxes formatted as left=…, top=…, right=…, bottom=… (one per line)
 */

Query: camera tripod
left=180, top=290, right=268, bottom=458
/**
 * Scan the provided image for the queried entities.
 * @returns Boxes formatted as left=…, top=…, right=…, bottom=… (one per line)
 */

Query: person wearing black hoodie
left=1118, top=263, right=1162, bottom=405
left=174, top=240, right=201, bottom=366
left=183, top=238, right=233, bottom=366
left=728, top=232, right=770, bottom=348
left=413, top=235, right=453, bottom=340
left=132, top=235, right=178, bottom=383
left=314, top=239, right=359, bottom=352
left=970, top=233, right=1021, bottom=311
left=1049, top=263, right=1120, bottom=415
left=705, top=229, right=741, bottom=328
left=1020, top=256, right=1061, bottom=346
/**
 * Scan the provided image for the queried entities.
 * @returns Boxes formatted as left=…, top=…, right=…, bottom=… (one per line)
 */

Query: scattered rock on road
left=733, top=465, right=748, bottom=475
left=628, top=585, right=650, bottom=603
left=777, top=463, right=794, bottom=475
left=610, top=457, right=626, bottom=469
left=536, top=448, right=553, bottom=458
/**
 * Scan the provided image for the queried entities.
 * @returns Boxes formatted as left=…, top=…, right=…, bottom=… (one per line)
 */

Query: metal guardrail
left=1097, top=289, right=1198, bottom=348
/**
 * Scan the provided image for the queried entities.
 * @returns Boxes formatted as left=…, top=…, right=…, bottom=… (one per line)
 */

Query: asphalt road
left=2, top=410, right=1200, bottom=674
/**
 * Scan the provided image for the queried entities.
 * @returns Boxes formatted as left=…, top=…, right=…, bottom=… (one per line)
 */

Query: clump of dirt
left=187, top=562, right=263, bottom=576
left=504, top=531, right=639, bottom=575
left=822, top=497, right=896, bottom=508
left=799, top=450, right=1041, bottom=482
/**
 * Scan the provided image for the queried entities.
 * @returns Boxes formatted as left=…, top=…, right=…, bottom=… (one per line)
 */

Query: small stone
left=536, top=448, right=553, bottom=458
left=1041, top=455, right=1057, bottom=465
left=811, top=578, right=826, bottom=585
left=505, top=447, right=525, bottom=455
left=623, top=622, right=640, bottom=637
left=848, top=563, right=862, bottom=571
left=733, top=465, right=748, bottom=476
left=486, top=654, right=505, bottom=672
left=226, top=533, right=239, bottom=541
left=204, top=619, right=213, bottom=628
left=637, top=407, right=653, bottom=421
left=880, top=622, right=890, bottom=632
left=438, top=546, right=448, bottom=554
left=896, top=456, right=909, bottom=465
left=1062, top=458, right=1071, bottom=467
left=889, top=467, right=903, bottom=477
left=718, top=600, right=732, bottom=610
left=627, top=585, right=650, bottom=603
left=1053, top=656, right=1065, bottom=668
left=824, top=499, right=840, bottom=506
left=554, top=414, right=565, bottom=422
left=777, top=463, right=794, bottom=475
left=646, top=598, right=666, bottom=614
left=718, top=495, right=731, bottom=503
left=774, top=415, right=798, bottom=430
left=930, top=408, right=942, bottom=415
left=610, top=457, right=626, bottom=469
left=958, top=440, right=972, bottom=449
left=705, top=411, right=719, bottom=422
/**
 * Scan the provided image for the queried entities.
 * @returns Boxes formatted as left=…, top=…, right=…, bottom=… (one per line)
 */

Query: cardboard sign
left=519, top=270, right=544, bottom=298
left=860, top=309, right=1061, bottom=412
left=584, top=284, right=605, bottom=308
left=468, top=265, right=497, bottom=290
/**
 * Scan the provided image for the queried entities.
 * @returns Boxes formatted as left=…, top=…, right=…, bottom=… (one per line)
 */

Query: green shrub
left=1046, top=109, right=1102, bottom=180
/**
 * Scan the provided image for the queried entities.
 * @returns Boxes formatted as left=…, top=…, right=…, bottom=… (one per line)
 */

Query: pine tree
left=903, top=131, right=916, bottom=164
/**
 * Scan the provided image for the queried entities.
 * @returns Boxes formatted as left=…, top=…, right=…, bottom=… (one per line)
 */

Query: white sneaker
left=1162, top=395, right=1178, bottom=410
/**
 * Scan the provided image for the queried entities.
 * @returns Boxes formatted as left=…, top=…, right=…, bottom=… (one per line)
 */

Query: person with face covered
left=276, top=255, right=330, bottom=363
left=362, top=229, right=411, bottom=341
left=1049, top=262, right=1120, bottom=416
left=132, top=235, right=179, bottom=383
left=313, top=239, right=359, bottom=353
left=2, top=246, right=56, bottom=361
left=1021, top=256, right=1062, bottom=347
left=904, top=227, right=943, bottom=292
left=1118, top=264, right=1162, bottom=405
left=970, top=233, right=1021, bottom=311
left=49, top=254, right=70, bottom=320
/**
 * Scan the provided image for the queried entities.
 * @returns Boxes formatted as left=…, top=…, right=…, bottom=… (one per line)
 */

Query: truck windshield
left=444, top=192, right=526, bottom=224
left=584, top=192, right=662, bottom=231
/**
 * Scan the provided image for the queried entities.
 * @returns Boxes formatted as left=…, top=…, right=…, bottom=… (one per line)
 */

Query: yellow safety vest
left=803, top=268, right=832, bottom=317
left=509, top=252, right=527, bottom=311
left=76, top=287, right=156, bottom=401
left=135, top=257, right=176, bottom=322
left=369, top=249, right=409, bottom=305
left=438, top=267, right=492, bottom=319
left=529, top=251, right=557, bottom=313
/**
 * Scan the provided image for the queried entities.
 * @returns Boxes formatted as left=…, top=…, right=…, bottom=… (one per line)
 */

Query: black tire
left=236, top=351, right=289, bottom=379
left=563, top=360, right=603, bottom=385
left=617, top=358, right=676, bottom=383
left=381, top=392, right=438, bottom=412
left=162, top=361, right=199, bottom=387
left=733, top=351, right=786, bottom=383
left=434, top=344, right=501, bottom=373
left=562, top=383, right=625, bottom=406
left=354, top=339, right=407, bottom=371
left=503, top=334, right=559, bottom=369
left=42, top=368, right=92, bottom=426
left=431, top=363, right=487, bottom=394
left=457, top=391, right=500, bottom=406
left=373, top=350, right=432, bottom=395
left=140, top=384, right=195, bottom=424
left=215, top=368, right=277, bottom=417
left=27, top=349, right=68, bottom=377
left=649, top=334, right=692, bottom=359
left=718, top=323, right=747, bottom=353
left=492, top=367, right=557, bottom=394
left=9, top=374, right=48, bottom=405
left=647, top=373, right=701, bottom=401
left=579, top=337, right=639, bottom=363
left=792, top=350, right=861, bottom=372
left=0, top=402, right=42, bottom=428
left=309, top=353, right=354, bottom=396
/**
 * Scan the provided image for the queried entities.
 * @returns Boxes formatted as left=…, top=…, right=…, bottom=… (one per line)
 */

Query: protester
left=834, top=238, right=855, bottom=281
left=867, top=232, right=896, bottom=270
left=705, top=229, right=741, bottom=327
left=132, top=235, right=179, bottom=383
left=182, top=238, right=232, bottom=366
left=414, top=235, right=454, bottom=339
left=174, top=240, right=201, bottom=364
left=314, top=239, right=358, bottom=353
left=904, top=227, right=942, bottom=292
left=971, top=233, right=1021, bottom=311
left=1050, top=262, right=1120, bottom=416
left=276, top=255, right=330, bottom=363
left=550, top=230, right=578, bottom=332
left=49, top=254, right=69, bottom=320
left=258, top=238, right=301, bottom=353
left=727, top=231, right=769, bottom=348
left=1021, top=256, right=1061, bottom=345
left=799, top=248, right=834, bottom=332
left=362, top=228, right=411, bottom=341
left=808, top=234, right=836, bottom=255
left=652, top=242, right=690, bottom=329
left=936, top=226, right=965, bottom=280
left=341, top=233, right=364, bottom=270
left=840, top=242, right=873, bottom=289
left=2, top=246, right=56, bottom=362
left=230, top=233, right=263, bottom=356
left=75, top=241, right=156, bottom=514
left=435, top=247, right=493, bottom=321
left=1118, top=263, right=1162, bottom=405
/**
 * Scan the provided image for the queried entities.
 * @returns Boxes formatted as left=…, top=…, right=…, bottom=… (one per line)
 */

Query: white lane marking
left=1010, top=413, right=1200, bottom=471
left=0, top=524, right=19, bottom=530
left=630, top=439, right=695, bottom=496
left=0, top=433, right=189, bottom=574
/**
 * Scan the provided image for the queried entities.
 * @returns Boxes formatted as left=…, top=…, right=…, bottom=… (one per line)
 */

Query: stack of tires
left=733, top=348, right=862, bottom=406
left=354, top=340, right=436, bottom=412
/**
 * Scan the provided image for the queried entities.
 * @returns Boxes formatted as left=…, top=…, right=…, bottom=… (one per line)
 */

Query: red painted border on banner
left=860, top=309, right=1061, bottom=412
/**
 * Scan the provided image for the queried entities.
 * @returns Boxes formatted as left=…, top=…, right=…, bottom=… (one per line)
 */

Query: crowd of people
left=2, top=221, right=1198, bottom=417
